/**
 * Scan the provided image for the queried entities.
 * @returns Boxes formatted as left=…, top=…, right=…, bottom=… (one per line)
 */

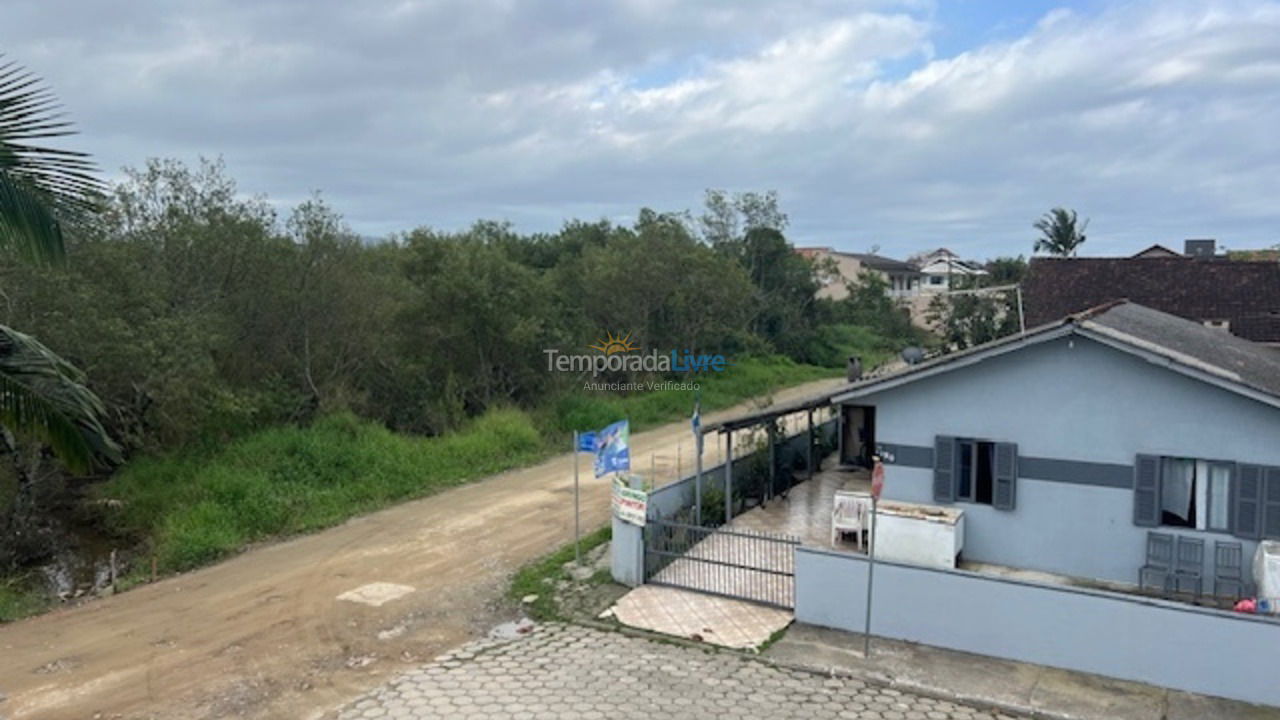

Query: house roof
left=843, top=252, right=922, bottom=274
left=1022, top=257, right=1280, bottom=343
left=794, top=247, right=922, bottom=275
left=1130, top=244, right=1182, bottom=259
left=831, top=301, right=1280, bottom=409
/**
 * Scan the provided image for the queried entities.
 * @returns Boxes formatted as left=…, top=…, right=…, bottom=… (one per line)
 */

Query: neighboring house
left=1022, top=239, right=1280, bottom=345
left=911, top=247, right=989, bottom=292
left=796, top=247, right=923, bottom=301
left=831, top=301, right=1280, bottom=587
left=1131, top=243, right=1182, bottom=259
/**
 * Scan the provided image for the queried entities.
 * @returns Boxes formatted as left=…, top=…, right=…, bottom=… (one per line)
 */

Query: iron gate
left=644, top=520, right=800, bottom=609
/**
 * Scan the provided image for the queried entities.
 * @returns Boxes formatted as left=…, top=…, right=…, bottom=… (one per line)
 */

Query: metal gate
left=644, top=520, right=800, bottom=609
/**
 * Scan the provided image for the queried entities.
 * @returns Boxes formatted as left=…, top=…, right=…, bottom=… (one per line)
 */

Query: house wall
left=853, top=335, right=1280, bottom=584
left=812, top=252, right=864, bottom=301
left=794, top=547, right=1280, bottom=707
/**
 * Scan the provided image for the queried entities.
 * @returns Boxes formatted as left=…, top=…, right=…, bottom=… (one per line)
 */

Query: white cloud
left=1, top=0, right=1278, bottom=256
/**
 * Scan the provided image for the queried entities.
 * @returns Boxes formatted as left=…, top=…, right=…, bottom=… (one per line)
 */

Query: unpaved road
left=0, top=379, right=842, bottom=720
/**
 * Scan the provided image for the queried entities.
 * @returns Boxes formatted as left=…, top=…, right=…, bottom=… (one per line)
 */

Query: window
left=930, top=276, right=945, bottom=286
left=1135, top=455, right=1273, bottom=538
left=1208, top=463, right=1231, bottom=531
left=934, top=436, right=1016, bottom=510
left=1156, top=457, right=1232, bottom=531
left=955, top=440, right=995, bottom=504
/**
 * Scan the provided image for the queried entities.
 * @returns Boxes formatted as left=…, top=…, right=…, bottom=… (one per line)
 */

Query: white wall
left=796, top=547, right=1280, bottom=707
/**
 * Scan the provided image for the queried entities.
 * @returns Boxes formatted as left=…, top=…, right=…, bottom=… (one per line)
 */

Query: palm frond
left=0, top=55, right=104, bottom=265
left=0, top=325, right=121, bottom=473
left=0, top=172, right=65, bottom=264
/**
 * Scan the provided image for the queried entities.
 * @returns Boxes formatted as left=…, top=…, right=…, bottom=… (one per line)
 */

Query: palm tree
left=0, top=55, right=119, bottom=472
left=1033, top=207, right=1088, bottom=258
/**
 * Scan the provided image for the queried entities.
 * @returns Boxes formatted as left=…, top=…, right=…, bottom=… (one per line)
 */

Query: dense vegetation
left=0, top=159, right=922, bottom=614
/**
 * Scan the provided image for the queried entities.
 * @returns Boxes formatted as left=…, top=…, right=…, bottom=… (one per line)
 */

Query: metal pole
left=768, top=422, right=777, bottom=502
left=864, top=495, right=878, bottom=656
left=650, top=452, right=656, bottom=487
left=695, top=432, right=703, bottom=526
left=573, top=430, right=581, bottom=566
left=1016, top=286, right=1026, bottom=336
left=807, top=409, right=815, bottom=480
left=724, top=431, right=734, bottom=524
left=677, top=440, right=682, bottom=481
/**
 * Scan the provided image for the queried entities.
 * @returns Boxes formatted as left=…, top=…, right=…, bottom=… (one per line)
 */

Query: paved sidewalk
left=335, top=623, right=1023, bottom=720
left=764, top=623, right=1280, bottom=720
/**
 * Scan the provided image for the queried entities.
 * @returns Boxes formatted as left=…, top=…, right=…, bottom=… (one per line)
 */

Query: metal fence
left=644, top=519, right=800, bottom=609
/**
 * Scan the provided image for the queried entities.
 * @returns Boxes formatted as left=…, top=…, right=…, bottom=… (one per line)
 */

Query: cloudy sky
left=4, top=0, right=1279, bottom=258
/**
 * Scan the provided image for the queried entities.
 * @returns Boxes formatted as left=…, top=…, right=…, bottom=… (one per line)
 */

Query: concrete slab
left=607, top=584, right=792, bottom=650
left=1028, top=666, right=1163, bottom=720
left=764, top=623, right=1279, bottom=720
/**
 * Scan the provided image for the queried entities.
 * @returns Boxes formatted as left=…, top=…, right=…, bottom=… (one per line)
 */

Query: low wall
left=795, top=546, right=1280, bottom=707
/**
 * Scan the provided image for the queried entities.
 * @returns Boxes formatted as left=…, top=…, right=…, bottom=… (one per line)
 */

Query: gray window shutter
left=933, top=436, right=956, bottom=503
left=1234, top=464, right=1263, bottom=540
left=1264, top=468, right=1280, bottom=540
left=993, top=442, right=1017, bottom=511
left=1133, top=455, right=1160, bottom=527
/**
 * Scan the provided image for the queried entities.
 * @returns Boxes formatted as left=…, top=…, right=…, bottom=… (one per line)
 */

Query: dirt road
left=0, top=378, right=842, bottom=720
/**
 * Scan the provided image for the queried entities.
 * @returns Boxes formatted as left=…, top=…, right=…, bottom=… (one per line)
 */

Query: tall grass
left=0, top=575, right=48, bottom=622
left=542, top=354, right=838, bottom=437
left=98, top=409, right=545, bottom=572
left=92, top=356, right=838, bottom=578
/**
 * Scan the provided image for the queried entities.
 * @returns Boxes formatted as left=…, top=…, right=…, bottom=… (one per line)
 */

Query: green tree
left=397, top=229, right=562, bottom=432
left=926, top=283, right=1020, bottom=351
left=841, top=271, right=917, bottom=343
left=0, top=57, right=119, bottom=472
left=1033, top=208, right=1088, bottom=257
left=985, top=255, right=1027, bottom=285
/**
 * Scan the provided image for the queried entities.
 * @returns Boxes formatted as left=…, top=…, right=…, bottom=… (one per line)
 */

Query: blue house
left=831, top=300, right=1280, bottom=587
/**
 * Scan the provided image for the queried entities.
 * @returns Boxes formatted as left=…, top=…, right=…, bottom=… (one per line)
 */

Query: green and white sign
left=611, top=477, right=648, bottom=527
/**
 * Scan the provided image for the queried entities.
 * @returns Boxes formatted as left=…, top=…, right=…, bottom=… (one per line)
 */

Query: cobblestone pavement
left=336, top=623, right=1023, bottom=720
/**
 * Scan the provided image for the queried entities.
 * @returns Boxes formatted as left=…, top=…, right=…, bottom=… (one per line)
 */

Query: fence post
left=725, top=431, right=734, bottom=524
left=695, top=432, right=703, bottom=526
left=807, top=409, right=815, bottom=479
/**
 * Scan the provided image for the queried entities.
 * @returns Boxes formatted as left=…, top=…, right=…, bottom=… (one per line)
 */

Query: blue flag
left=594, top=420, right=630, bottom=477
left=577, top=431, right=597, bottom=453
left=691, top=395, right=702, bottom=451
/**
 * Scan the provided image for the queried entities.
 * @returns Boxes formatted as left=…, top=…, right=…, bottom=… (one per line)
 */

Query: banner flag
left=594, top=420, right=630, bottom=477
left=577, top=431, right=597, bottom=453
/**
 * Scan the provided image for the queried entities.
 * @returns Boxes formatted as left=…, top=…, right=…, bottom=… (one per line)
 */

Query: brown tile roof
left=1022, top=257, right=1280, bottom=343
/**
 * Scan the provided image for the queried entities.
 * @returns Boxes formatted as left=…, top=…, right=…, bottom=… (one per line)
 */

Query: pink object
left=1234, top=598, right=1257, bottom=614
left=871, top=461, right=885, bottom=501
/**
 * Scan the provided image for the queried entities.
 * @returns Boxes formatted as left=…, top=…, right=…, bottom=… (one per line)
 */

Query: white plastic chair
left=832, top=490, right=872, bottom=549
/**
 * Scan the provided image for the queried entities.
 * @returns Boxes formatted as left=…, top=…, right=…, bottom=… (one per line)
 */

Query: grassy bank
left=542, top=354, right=838, bottom=437
left=93, top=355, right=838, bottom=579
left=98, top=409, right=546, bottom=573
left=0, top=575, right=49, bottom=622
left=508, top=525, right=613, bottom=621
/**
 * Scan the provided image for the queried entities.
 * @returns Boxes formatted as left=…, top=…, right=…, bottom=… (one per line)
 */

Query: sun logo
left=589, top=331, right=638, bottom=355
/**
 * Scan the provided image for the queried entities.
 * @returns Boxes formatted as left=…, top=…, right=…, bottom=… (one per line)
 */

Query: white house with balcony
left=912, top=248, right=988, bottom=292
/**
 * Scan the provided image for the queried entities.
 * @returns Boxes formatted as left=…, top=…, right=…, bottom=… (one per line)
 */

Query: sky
left=3, top=0, right=1279, bottom=259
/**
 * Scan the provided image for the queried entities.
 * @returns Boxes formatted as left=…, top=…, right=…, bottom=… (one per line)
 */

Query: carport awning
left=699, top=387, right=847, bottom=435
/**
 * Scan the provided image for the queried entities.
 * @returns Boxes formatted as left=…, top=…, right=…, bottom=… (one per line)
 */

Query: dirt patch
left=0, top=379, right=842, bottom=720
